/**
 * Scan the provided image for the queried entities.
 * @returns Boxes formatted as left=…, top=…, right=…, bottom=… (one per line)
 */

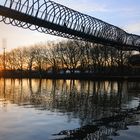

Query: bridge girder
left=0, top=0, right=140, bottom=51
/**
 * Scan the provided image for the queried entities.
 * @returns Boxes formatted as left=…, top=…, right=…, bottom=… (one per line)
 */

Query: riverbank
left=0, top=71, right=140, bottom=81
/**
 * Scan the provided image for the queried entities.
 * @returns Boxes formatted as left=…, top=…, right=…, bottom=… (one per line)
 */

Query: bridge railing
left=4, top=0, right=94, bottom=34
left=1, top=0, right=140, bottom=49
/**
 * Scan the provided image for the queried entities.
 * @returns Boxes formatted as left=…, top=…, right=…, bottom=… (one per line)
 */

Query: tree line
left=0, top=40, right=139, bottom=78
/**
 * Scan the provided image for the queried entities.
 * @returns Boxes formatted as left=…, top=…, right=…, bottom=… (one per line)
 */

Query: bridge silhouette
left=0, top=0, right=140, bottom=51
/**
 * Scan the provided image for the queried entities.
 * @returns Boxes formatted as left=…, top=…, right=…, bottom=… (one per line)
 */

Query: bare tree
left=57, top=40, right=82, bottom=73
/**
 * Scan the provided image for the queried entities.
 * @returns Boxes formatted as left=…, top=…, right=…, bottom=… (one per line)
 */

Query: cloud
left=124, top=23, right=140, bottom=34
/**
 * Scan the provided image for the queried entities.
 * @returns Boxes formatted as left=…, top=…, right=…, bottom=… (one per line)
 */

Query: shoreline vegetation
left=0, top=70, right=140, bottom=80
left=0, top=40, right=139, bottom=80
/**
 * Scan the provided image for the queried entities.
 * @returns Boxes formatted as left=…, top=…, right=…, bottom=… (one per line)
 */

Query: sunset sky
left=0, top=0, right=140, bottom=52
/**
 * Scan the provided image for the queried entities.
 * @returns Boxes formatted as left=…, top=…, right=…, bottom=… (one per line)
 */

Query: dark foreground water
left=0, top=79, right=140, bottom=140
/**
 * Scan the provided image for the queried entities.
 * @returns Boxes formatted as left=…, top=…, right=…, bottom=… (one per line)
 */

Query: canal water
left=0, top=79, right=140, bottom=140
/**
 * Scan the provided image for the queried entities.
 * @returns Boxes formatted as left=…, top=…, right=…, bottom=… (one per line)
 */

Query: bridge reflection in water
left=0, top=79, right=140, bottom=140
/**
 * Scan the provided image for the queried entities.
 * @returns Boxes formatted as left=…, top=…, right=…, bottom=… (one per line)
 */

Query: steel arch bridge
left=0, top=0, right=140, bottom=51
